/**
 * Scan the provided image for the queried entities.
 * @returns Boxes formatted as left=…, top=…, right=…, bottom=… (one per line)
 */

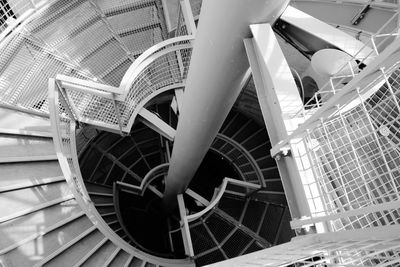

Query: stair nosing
left=0, top=210, right=85, bottom=255
left=34, top=224, right=98, bottom=267
left=0, top=176, right=65, bottom=193
left=0, top=155, right=58, bottom=163
left=0, top=128, right=52, bottom=138
left=0, top=194, right=74, bottom=224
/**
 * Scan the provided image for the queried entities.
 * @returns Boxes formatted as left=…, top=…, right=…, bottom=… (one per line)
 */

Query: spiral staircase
left=1, top=0, right=400, bottom=266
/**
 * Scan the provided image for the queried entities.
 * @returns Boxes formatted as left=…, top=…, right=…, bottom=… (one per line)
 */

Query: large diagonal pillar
left=164, top=0, right=289, bottom=207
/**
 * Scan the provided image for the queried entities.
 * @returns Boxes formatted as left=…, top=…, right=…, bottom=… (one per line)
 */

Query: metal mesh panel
left=195, top=248, right=225, bottom=267
left=242, top=200, right=267, bottom=232
left=0, top=31, right=92, bottom=113
left=212, top=230, right=400, bottom=267
left=221, top=229, right=252, bottom=258
left=0, top=0, right=35, bottom=33
left=189, top=0, right=202, bottom=18
left=258, top=204, right=285, bottom=243
left=204, top=213, right=235, bottom=243
left=120, top=40, right=192, bottom=128
left=1, top=0, right=168, bottom=116
left=189, top=222, right=217, bottom=255
left=243, top=240, right=264, bottom=255
left=217, top=195, right=246, bottom=221
left=289, top=63, right=400, bottom=234
left=118, top=23, right=163, bottom=54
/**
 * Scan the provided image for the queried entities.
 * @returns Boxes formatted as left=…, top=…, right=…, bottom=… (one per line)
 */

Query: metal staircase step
left=0, top=160, right=63, bottom=192
left=80, top=240, right=119, bottom=267
left=0, top=107, right=52, bottom=135
left=0, top=199, right=83, bottom=254
left=0, top=134, right=56, bottom=159
left=0, top=182, right=73, bottom=224
left=43, top=229, right=106, bottom=267
left=1, top=215, right=94, bottom=267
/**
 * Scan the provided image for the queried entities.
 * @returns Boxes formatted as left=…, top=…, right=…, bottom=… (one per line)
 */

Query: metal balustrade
left=272, top=41, right=400, bottom=236
left=176, top=0, right=197, bottom=37
left=53, top=35, right=194, bottom=134
left=177, top=178, right=261, bottom=258
left=211, top=134, right=266, bottom=188
left=48, top=78, right=194, bottom=266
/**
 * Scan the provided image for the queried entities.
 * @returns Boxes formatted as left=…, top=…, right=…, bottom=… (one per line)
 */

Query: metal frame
left=48, top=78, right=194, bottom=266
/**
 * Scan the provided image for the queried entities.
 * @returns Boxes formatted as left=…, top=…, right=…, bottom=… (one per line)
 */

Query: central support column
left=163, top=0, right=289, bottom=207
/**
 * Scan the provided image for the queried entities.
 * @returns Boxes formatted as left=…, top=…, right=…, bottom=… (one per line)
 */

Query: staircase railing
left=48, top=79, right=194, bottom=266
left=270, top=36, right=400, bottom=236
left=175, top=0, right=197, bottom=37
left=208, top=224, right=400, bottom=267
left=53, top=35, right=194, bottom=135
left=212, top=134, right=266, bottom=187
left=177, top=178, right=261, bottom=257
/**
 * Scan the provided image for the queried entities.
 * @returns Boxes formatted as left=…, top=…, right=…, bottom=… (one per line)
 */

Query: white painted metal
left=244, top=26, right=311, bottom=220
left=208, top=225, right=400, bottom=267
left=49, top=80, right=194, bottom=266
left=138, top=108, right=176, bottom=141
left=0, top=211, right=85, bottom=255
left=177, top=194, right=195, bottom=257
left=185, top=178, right=260, bottom=222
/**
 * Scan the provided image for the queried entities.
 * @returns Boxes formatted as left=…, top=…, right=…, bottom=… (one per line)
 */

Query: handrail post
left=177, top=194, right=194, bottom=257
left=180, top=0, right=197, bottom=36
left=112, top=95, right=124, bottom=136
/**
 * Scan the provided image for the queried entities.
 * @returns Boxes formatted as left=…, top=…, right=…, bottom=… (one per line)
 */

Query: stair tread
left=42, top=229, right=105, bottom=267
left=0, top=107, right=51, bottom=135
left=107, top=250, right=131, bottom=267
left=0, top=182, right=72, bottom=223
left=81, top=240, right=118, bottom=266
left=2, top=216, right=93, bottom=267
left=0, top=161, right=63, bottom=191
left=0, top=134, right=56, bottom=159
left=0, top=199, right=83, bottom=253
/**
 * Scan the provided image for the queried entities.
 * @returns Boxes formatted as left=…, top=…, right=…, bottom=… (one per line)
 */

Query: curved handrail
left=48, top=79, right=194, bottom=266
left=113, top=183, right=176, bottom=258
left=185, top=178, right=260, bottom=222
left=119, top=35, right=194, bottom=95
left=117, top=163, right=169, bottom=197
left=212, top=133, right=266, bottom=187
left=57, top=35, right=194, bottom=134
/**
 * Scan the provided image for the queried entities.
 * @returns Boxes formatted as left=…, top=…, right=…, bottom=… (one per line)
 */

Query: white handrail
left=185, top=178, right=260, bottom=222
left=119, top=35, right=194, bottom=95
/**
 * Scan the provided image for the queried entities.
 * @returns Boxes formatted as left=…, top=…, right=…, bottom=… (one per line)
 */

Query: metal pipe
left=163, top=0, right=289, bottom=208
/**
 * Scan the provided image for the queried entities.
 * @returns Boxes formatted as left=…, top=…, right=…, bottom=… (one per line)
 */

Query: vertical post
left=243, top=23, right=310, bottom=220
left=180, top=0, right=197, bottom=35
left=177, top=194, right=194, bottom=257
